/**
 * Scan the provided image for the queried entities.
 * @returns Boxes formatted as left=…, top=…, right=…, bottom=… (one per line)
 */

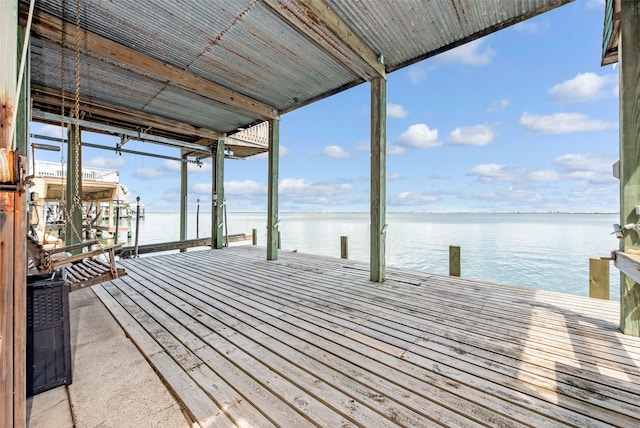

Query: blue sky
left=32, top=0, right=619, bottom=213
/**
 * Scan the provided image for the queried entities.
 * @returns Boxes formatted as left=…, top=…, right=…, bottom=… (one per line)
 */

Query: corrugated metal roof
left=25, top=0, right=572, bottom=157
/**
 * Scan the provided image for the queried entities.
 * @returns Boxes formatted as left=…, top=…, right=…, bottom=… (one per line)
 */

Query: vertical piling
left=252, top=228, right=257, bottom=245
left=589, top=257, right=610, bottom=300
left=341, top=236, right=348, bottom=259
left=449, top=245, right=461, bottom=277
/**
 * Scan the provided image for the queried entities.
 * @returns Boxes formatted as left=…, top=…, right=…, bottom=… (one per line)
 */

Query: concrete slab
left=26, top=386, right=73, bottom=428
left=67, top=287, right=189, bottom=428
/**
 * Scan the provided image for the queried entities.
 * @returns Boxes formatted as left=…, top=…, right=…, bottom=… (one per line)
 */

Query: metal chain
left=68, top=0, right=84, bottom=243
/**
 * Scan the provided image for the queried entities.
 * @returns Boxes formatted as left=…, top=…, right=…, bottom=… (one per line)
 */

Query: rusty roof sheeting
left=25, top=0, right=571, bottom=157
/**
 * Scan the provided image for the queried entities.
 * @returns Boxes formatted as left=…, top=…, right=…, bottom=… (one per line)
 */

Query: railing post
left=449, top=245, right=460, bottom=277
left=341, top=236, right=348, bottom=259
left=278, top=230, right=281, bottom=249
left=589, top=257, right=610, bottom=300
left=114, top=206, right=119, bottom=245
left=252, top=228, right=257, bottom=245
left=134, top=197, right=141, bottom=258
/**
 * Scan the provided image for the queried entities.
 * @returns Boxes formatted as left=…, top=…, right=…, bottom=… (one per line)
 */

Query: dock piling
left=252, top=228, right=257, bottom=245
left=449, top=245, right=461, bottom=277
left=341, top=236, right=348, bottom=259
left=589, top=257, right=610, bottom=300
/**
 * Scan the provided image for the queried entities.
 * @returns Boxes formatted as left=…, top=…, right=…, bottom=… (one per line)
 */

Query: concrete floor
left=27, top=287, right=189, bottom=428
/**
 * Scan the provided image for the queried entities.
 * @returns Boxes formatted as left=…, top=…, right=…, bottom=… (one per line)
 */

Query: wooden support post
left=341, top=236, right=348, bottom=259
left=1, top=3, right=25, bottom=426
left=196, top=198, right=200, bottom=239
left=589, top=257, right=610, bottom=300
left=619, top=0, right=640, bottom=335
left=370, top=76, right=386, bottom=282
left=278, top=230, right=281, bottom=249
left=179, top=151, right=187, bottom=252
left=449, top=245, right=461, bottom=277
left=213, top=140, right=225, bottom=249
left=252, top=228, right=257, bottom=245
left=267, top=119, right=280, bottom=261
left=14, top=22, right=29, bottom=427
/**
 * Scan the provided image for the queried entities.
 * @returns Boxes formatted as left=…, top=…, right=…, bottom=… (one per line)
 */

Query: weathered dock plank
left=94, top=246, right=640, bottom=427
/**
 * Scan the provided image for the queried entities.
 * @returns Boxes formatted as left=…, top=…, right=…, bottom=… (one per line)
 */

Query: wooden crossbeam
left=263, top=0, right=385, bottom=81
left=25, top=9, right=279, bottom=121
left=31, top=84, right=222, bottom=141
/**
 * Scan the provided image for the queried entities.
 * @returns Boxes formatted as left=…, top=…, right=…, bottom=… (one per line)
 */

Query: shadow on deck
left=93, top=246, right=640, bottom=427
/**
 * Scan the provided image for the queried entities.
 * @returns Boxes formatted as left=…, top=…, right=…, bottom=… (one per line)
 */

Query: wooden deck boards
left=93, top=246, right=640, bottom=427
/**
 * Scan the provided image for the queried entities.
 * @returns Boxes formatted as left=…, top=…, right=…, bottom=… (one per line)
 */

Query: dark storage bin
left=26, top=272, right=72, bottom=396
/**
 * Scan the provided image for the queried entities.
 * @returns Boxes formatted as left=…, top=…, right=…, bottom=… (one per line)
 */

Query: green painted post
left=341, top=236, right=348, bottom=259
left=449, top=246, right=461, bottom=277
left=619, top=0, right=640, bottom=335
left=589, top=257, right=610, bottom=300
left=179, top=152, right=187, bottom=252
left=213, top=140, right=225, bottom=249
left=370, top=76, right=387, bottom=282
left=267, top=119, right=280, bottom=260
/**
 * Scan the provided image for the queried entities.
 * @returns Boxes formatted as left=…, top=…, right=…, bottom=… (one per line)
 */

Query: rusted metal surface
left=25, top=0, right=570, bottom=154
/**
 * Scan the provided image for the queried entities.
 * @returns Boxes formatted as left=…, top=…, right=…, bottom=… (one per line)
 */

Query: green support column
left=213, top=140, right=225, bottom=249
left=179, top=151, right=187, bottom=251
left=619, top=0, right=640, bottom=336
left=370, top=76, right=387, bottom=282
left=267, top=119, right=280, bottom=260
left=65, top=125, right=83, bottom=251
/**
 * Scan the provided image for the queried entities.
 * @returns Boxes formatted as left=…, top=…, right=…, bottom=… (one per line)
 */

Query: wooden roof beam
left=25, top=9, right=280, bottom=121
left=31, top=84, right=223, bottom=141
left=263, top=0, right=385, bottom=80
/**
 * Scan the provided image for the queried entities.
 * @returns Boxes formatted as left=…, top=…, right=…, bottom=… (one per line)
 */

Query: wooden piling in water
left=589, top=257, right=610, bottom=300
left=449, top=245, right=461, bottom=277
left=341, top=236, right=348, bottom=259
left=252, top=228, right=257, bottom=245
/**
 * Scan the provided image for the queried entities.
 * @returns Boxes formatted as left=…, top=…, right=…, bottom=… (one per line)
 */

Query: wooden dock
left=94, top=246, right=640, bottom=427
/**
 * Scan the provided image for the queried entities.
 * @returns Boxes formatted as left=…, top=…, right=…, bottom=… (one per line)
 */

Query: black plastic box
left=26, top=272, right=72, bottom=396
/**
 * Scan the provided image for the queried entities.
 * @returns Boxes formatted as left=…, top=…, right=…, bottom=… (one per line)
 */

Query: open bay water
left=129, top=212, right=621, bottom=301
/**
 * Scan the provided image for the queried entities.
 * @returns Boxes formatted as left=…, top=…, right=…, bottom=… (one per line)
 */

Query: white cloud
left=37, top=124, right=67, bottom=139
left=85, top=156, right=125, bottom=169
left=389, top=192, right=439, bottom=206
left=554, top=153, right=616, bottom=184
left=407, top=66, right=427, bottom=84
left=448, top=124, right=495, bottom=146
left=519, top=112, right=617, bottom=134
left=586, top=0, right=604, bottom=9
left=528, top=170, right=560, bottom=182
left=279, top=178, right=352, bottom=205
left=225, top=180, right=267, bottom=196
left=395, top=124, right=442, bottom=149
left=487, top=99, right=510, bottom=113
left=321, top=145, right=349, bottom=158
left=512, top=20, right=549, bottom=34
left=467, top=163, right=527, bottom=184
left=549, top=72, right=618, bottom=103
left=387, top=103, right=408, bottom=119
left=437, top=39, right=495, bottom=66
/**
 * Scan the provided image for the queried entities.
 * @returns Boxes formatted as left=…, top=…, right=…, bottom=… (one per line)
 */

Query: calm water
left=122, top=212, right=621, bottom=300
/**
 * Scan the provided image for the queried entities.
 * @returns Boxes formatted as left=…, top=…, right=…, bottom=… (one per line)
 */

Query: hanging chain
left=66, top=0, right=84, bottom=244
